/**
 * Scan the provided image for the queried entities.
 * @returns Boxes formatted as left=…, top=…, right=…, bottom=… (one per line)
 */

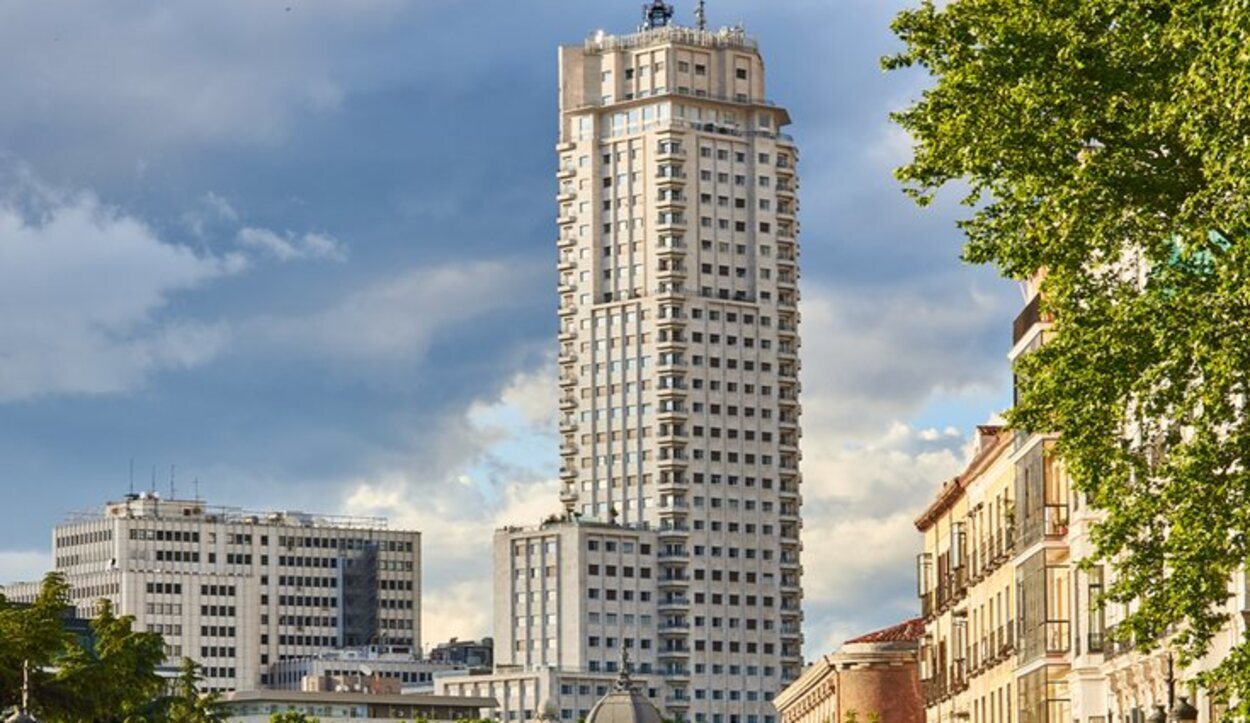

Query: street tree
left=164, top=658, right=227, bottom=723
left=886, top=0, right=1250, bottom=713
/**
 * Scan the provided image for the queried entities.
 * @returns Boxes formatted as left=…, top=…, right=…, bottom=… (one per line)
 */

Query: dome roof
left=586, top=660, right=663, bottom=723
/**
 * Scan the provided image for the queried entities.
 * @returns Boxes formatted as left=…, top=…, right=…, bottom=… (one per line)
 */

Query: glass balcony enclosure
left=1015, top=441, right=1069, bottom=549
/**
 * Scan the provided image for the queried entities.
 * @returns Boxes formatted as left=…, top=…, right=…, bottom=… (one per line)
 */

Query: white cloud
left=790, top=278, right=1014, bottom=653
left=245, top=260, right=543, bottom=366
left=0, top=550, right=53, bottom=585
left=204, top=192, right=239, bottom=223
left=0, top=2, right=409, bottom=160
left=340, top=364, right=563, bottom=644
left=237, top=227, right=348, bottom=262
left=798, top=280, right=1010, bottom=440
left=0, top=180, right=239, bottom=401
left=797, top=422, right=966, bottom=653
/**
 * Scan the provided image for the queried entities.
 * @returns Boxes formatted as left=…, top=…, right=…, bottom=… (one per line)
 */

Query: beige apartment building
left=917, top=426, right=1018, bottom=723
left=2, top=493, right=421, bottom=692
left=916, top=281, right=1247, bottom=723
left=544, top=3, right=805, bottom=722
left=1009, top=284, right=1238, bottom=723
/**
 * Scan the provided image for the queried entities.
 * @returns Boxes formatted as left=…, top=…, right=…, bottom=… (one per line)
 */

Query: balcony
left=1019, top=504, right=1069, bottom=549
left=1103, top=623, right=1134, bottom=660
left=658, top=622, right=690, bottom=632
left=1012, top=293, right=1051, bottom=345
left=657, top=597, right=691, bottom=611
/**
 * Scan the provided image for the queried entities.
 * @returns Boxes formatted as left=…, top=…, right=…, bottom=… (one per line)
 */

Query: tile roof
left=845, top=617, right=926, bottom=644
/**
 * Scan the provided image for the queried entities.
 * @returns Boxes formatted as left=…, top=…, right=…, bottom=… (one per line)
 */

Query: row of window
left=130, top=529, right=201, bottom=542
left=155, top=549, right=201, bottom=563
left=57, top=529, right=112, bottom=548
left=278, top=615, right=336, bottom=628
left=277, top=574, right=338, bottom=588
left=276, top=594, right=338, bottom=608
left=200, top=584, right=237, bottom=596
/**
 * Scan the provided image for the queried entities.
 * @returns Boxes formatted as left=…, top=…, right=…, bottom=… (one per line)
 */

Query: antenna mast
left=696, top=0, right=707, bottom=30
left=642, top=0, right=674, bottom=29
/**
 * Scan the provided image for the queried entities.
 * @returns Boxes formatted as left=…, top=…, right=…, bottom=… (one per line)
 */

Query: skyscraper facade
left=553, top=5, right=804, bottom=721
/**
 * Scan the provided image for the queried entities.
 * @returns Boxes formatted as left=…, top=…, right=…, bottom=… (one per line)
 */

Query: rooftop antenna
left=643, top=0, right=674, bottom=29
left=128, top=458, right=135, bottom=495
left=193, top=477, right=201, bottom=502
left=150, top=465, right=157, bottom=494
left=695, top=0, right=706, bottom=30
left=169, top=464, right=177, bottom=500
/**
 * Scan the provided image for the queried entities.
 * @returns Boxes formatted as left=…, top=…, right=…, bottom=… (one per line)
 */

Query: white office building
left=2, top=493, right=421, bottom=692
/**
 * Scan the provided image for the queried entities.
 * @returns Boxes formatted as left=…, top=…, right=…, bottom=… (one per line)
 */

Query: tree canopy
left=886, top=0, right=1250, bottom=713
left=0, top=573, right=168, bottom=721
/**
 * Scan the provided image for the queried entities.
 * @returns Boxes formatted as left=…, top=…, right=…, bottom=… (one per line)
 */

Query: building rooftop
left=223, top=690, right=496, bottom=708
left=577, top=24, right=756, bottom=54
left=63, top=493, right=399, bottom=532
left=845, top=617, right=926, bottom=645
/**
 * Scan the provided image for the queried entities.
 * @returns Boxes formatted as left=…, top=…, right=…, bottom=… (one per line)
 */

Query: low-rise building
left=915, top=426, right=1017, bottom=723
left=436, top=518, right=667, bottom=722
left=774, top=619, right=924, bottom=723
left=430, top=636, right=494, bottom=670
left=266, top=645, right=461, bottom=693
left=1, top=493, right=421, bottom=692
left=220, top=690, right=496, bottom=723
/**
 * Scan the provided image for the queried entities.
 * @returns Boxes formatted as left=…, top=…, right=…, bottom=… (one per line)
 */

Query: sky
left=0, top=0, right=1020, bottom=657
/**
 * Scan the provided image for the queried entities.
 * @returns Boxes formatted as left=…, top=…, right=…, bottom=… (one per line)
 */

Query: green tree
left=0, top=573, right=74, bottom=713
left=162, top=657, right=227, bottom=723
left=47, top=597, right=167, bottom=721
left=886, top=0, right=1250, bottom=714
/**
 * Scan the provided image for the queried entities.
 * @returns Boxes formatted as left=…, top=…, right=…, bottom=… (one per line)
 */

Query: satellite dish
left=359, top=664, right=374, bottom=677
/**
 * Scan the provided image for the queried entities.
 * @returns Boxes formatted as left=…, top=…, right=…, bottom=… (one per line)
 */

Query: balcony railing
left=1012, top=293, right=1052, bottom=345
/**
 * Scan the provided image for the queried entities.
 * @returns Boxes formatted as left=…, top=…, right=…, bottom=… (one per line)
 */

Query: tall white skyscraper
left=552, top=3, right=804, bottom=721
left=438, top=7, right=804, bottom=722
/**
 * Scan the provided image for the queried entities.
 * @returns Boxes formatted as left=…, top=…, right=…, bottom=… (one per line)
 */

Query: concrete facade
left=266, top=645, right=459, bottom=692
left=549, top=10, right=805, bottom=722
left=915, top=284, right=1249, bottom=723
left=220, top=690, right=495, bottom=723
left=1, top=494, right=421, bottom=692
left=438, top=519, right=664, bottom=722
left=915, top=427, right=1018, bottom=723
